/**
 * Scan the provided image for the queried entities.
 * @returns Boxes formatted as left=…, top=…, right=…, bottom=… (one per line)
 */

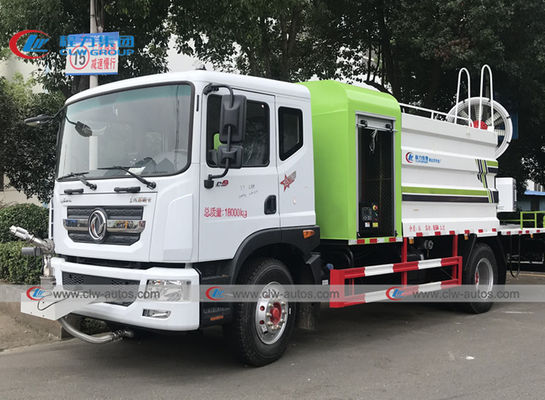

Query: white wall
left=0, top=176, right=40, bottom=206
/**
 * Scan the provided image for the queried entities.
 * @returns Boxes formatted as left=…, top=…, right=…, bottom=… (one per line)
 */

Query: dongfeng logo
left=9, top=30, right=50, bottom=59
left=88, top=208, right=107, bottom=241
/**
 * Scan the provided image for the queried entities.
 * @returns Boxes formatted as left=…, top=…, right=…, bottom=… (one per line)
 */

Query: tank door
left=357, top=115, right=395, bottom=238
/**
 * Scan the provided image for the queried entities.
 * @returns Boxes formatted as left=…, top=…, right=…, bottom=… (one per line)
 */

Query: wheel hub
left=255, top=283, right=289, bottom=345
left=270, top=303, right=281, bottom=324
left=474, top=258, right=494, bottom=292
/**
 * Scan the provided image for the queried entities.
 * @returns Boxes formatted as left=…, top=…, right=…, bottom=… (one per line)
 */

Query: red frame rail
left=329, top=235, right=462, bottom=308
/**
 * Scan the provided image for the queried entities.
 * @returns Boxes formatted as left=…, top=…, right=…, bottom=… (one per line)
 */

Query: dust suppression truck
left=12, top=67, right=544, bottom=366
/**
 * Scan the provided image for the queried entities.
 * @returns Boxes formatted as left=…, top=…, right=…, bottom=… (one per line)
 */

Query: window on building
left=206, top=95, right=270, bottom=167
left=278, top=107, right=303, bottom=160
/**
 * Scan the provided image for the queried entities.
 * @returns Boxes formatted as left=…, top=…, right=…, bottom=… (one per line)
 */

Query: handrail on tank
left=454, top=67, right=471, bottom=125
left=399, top=103, right=471, bottom=125
left=479, top=64, right=494, bottom=131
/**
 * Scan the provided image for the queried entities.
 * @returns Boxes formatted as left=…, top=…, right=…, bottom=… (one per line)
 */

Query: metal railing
left=399, top=103, right=472, bottom=125
left=502, top=211, right=545, bottom=229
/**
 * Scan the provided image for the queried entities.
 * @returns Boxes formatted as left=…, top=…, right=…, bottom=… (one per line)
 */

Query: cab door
left=198, top=89, right=279, bottom=262
left=276, top=97, right=315, bottom=228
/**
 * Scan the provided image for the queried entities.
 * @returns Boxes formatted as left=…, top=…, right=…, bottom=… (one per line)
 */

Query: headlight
left=145, top=279, right=189, bottom=302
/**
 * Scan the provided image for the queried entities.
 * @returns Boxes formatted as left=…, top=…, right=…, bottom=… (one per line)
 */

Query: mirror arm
left=203, top=84, right=234, bottom=106
left=204, top=128, right=233, bottom=189
left=24, top=106, right=66, bottom=127
left=204, top=160, right=231, bottom=189
left=51, top=106, right=66, bottom=121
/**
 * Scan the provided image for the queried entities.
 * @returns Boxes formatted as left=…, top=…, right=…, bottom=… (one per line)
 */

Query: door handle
left=264, top=195, right=277, bottom=215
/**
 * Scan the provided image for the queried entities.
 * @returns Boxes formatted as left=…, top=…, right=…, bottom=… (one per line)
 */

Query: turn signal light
left=303, top=229, right=315, bottom=239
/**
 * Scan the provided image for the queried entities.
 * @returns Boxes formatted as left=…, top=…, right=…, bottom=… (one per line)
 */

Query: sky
left=166, top=36, right=212, bottom=72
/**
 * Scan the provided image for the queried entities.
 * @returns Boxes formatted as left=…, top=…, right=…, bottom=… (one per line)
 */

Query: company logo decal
left=26, top=286, right=47, bottom=301
left=280, top=171, right=296, bottom=191
left=205, top=286, right=225, bottom=301
left=386, top=286, right=418, bottom=301
left=216, top=179, right=229, bottom=187
left=9, top=30, right=50, bottom=59
left=405, top=152, right=440, bottom=165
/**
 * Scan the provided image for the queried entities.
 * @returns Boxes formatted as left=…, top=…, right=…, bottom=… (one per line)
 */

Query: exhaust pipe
left=59, top=317, right=134, bottom=344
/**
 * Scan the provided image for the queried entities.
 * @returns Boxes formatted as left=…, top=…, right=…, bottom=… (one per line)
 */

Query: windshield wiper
left=57, top=172, right=97, bottom=190
left=98, top=166, right=157, bottom=189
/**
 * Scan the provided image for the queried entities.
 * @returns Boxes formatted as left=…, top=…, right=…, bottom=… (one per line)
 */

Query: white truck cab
left=37, top=71, right=320, bottom=364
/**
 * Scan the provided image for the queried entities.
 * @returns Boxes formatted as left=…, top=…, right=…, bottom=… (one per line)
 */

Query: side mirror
left=219, top=94, right=246, bottom=143
left=210, top=145, right=243, bottom=169
left=24, top=114, right=52, bottom=126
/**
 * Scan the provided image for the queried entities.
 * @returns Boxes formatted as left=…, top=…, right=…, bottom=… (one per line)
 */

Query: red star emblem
left=280, top=171, right=296, bottom=191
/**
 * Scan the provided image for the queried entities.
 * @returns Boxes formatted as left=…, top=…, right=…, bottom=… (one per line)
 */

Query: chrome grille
left=64, top=206, right=144, bottom=245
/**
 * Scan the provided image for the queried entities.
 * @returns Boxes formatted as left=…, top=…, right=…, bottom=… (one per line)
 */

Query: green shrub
left=0, top=203, right=48, bottom=243
left=0, top=241, right=42, bottom=284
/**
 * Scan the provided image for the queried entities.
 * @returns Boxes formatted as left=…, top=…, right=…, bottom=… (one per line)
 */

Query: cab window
left=206, top=95, right=270, bottom=167
left=278, top=107, right=303, bottom=160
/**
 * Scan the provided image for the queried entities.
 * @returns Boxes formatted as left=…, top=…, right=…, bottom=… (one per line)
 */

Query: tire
left=459, top=243, right=498, bottom=314
left=224, top=257, right=296, bottom=366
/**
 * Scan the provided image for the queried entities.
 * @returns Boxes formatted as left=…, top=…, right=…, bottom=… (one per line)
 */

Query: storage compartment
left=302, top=80, right=402, bottom=241
left=358, top=117, right=395, bottom=237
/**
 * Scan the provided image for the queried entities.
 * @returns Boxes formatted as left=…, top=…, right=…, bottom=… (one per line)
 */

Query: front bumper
left=52, top=257, right=200, bottom=331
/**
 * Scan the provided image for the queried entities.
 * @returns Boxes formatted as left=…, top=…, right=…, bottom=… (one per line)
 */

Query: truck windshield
left=57, top=84, right=192, bottom=180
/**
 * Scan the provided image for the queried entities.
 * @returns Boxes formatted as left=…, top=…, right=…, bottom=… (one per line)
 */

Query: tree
left=0, top=0, right=172, bottom=201
left=327, top=0, right=545, bottom=188
left=1, top=0, right=544, bottom=194
left=169, top=0, right=339, bottom=82
left=0, top=0, right=171, bottom=96
left=0, top=75, right=64, bottom=202
left=0, top=78, right=18, bottom=192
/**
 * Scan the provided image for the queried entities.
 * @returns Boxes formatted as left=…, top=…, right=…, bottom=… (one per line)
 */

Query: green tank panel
left=300, top=80, right=402, bottom=241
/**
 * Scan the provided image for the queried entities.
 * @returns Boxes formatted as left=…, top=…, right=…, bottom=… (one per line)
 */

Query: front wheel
left=460, top=243, right=498, bottom=314
left=224, top=257, right=296, bottom=366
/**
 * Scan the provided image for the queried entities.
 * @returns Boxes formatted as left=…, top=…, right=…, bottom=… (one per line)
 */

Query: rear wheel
left=460, top=243, right=498, bottom=313
left=225, top=257, right=296, bottom=366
